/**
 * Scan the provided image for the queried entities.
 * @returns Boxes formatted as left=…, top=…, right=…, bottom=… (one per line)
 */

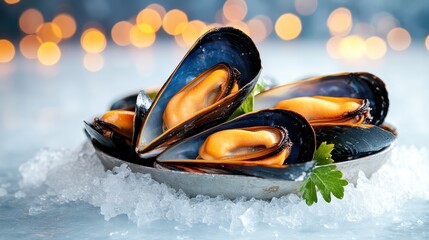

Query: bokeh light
left=19, top=34, right=42, bottom=59
left=19, top=9, right=44, bottom=34
left=365, top=36, right=387, bottom=60
left=387, top=27, right=411, bottom=51
left=136, top=8, right=162, bottom=33
left=163, top=9, right=188, bottom=35
left=248, top=17, right=269, bottom=43
left=339, top=35, right=365, bottom=60
left=36, top=23, right=63, bottom=43
left=340, top=35, right=365, bottom=60
left=275, top=13, right=302, bottom=41
left=180, top=20, right=206, bottom=47
left=83, top=53, right=104, bottom=72
left=327, top=8, right=352, bottom=36
left=4, top=0, right=20, bottom=4
left=0, top=39, right=15, bottom=63
left=426, top=35, right=429, bottom=51
left=52, top=14, right=77, bottom=39
left=174, top=34, right=188, bottom=48
left=111, top=21, right=133, bottom=46
left=130, top=25, right=156, bottom=48
left=295, top=0, right=318, bottom=16
left=226, top=21, right=250, bottom=35
left=2, top=1, right=427, bottom=69
left=81, top=28, right=107, bottom=53
left=223, top=0, right=248, bottom=22
left=326, top=36, right=343, bottom=59
left=37, top=42, right=61, bottom=66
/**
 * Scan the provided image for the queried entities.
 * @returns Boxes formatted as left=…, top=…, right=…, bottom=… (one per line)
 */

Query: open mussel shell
left=110, top=88, right=158, bottom=111
left=84, top=91, right=153, bottom=163
left=254, top=72, right=389, bottom=126
left=156, top=109, right=316, bottom=180
left=314, top=125, right=397, bottom=162
left=84, top=121, right=132, bottom=161
left=110, top=93, right=139, bottom=111
left=136, top=27, right=262, bottom=158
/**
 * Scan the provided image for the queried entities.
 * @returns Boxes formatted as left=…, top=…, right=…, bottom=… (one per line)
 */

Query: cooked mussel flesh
left=162, top=63, right=239, bottom=130
left=156, top=109, right=316, bottom=180
left=136, top=27, right=262, bottom=159
left=274, top=96, right=371, bottom=126
left=254, top=72, right=389, bottom=126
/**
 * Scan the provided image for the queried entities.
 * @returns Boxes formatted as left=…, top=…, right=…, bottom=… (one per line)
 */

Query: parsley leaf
left=300, top=142, right=348, bottom=206
left=228, top=78, right=266, bottom=120
left=313, top=142, right=335, bottom=165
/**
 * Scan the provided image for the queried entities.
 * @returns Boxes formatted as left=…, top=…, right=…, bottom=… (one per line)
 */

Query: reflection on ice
left=17, top=141, right=429, bottom=233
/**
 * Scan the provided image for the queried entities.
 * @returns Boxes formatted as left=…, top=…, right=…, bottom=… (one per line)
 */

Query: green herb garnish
left=300, top=142, right=348, bottom=206
left=228, top=78, right=266, bottom=120
left=146, top=90, right=158, bottom=100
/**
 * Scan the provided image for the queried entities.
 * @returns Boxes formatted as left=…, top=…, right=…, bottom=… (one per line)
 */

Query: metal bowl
left=92, top=142, right=395, bottom=200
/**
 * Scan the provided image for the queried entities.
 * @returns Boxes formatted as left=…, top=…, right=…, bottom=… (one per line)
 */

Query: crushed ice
left=18, top=141, right=429, bottom=232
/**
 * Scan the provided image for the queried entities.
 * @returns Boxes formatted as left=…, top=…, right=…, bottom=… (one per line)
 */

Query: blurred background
left=1, top=0, right=429, bottom=65
left=1, top=0, right=429, bottom=164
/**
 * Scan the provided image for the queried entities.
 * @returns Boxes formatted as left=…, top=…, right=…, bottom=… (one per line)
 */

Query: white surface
left=1, top=41, right=429, bottom=239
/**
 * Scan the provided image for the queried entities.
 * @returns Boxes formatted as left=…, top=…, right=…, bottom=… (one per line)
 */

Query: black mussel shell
left=156, top=109, right=316, bottom=180
left=313, top=125, right=396, bottom=162
left=110, top=93, right=139, bottom=111
left=136, top=27, right=262, bottom=159
left=255, top=72, right=389, bottom=126
left=84, top=121, right=132, bottom=161
left=84, top=91, right=153, bottom=164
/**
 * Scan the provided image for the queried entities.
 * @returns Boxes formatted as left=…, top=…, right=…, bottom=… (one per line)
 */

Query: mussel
left=136, top=27, right=262, bottom=159
left=313, top=125, right=396, bottom=162
left=84, top=91, right=152, bottom=162
left=254, top=72, right=389, bottom=126
left=110, top=88, right=159, bottom=111
left=84, top=26, right=397, bottom=187
left=156, top=109, right=316, bottom=180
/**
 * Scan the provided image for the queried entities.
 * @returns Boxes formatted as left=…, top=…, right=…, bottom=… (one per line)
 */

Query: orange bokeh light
left=163, top=9, right=188, bottom=35
left=136, top=8, right=162, bottom=33
left=387, top=27, right=411, bottom=51
left=223, top=0, right=248, bottom=22
left=53, top=14, right=77, bottom=39
left=226, top=21, right=250, bottom=36
left=4, top=0, right=20, bottom=4
left=181, top=20, right=207, bottom=46
left=37, top=42, right=61, bottom=66
left=111, top=21, right=133, bottom=46
left=37, top=23, right=63, bottom=43
left=19, top=9, right=44, bottom=34
left=0, top=39, right=15, bottom=63
left=425, top=35, right=429, bottom=51
left=365, top=36, right=387, bottom=60
left=275, top=13, right=302, bottom=41
left=248, top=17, right=269, bottom=43
left=130, top=25, right=156, bottom=48
left=339, top=35, right=366, bottom=60
left=327, top=8, right=352, bottom=36
left=20, top=34, right=42, bottom=59
left=81, top=28, right=107, bottom=53
left=326, top=36, right=343, bottom=59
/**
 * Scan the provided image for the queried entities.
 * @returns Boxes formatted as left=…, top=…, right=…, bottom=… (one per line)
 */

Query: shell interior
left=137, top=27, right=262, bottom=158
